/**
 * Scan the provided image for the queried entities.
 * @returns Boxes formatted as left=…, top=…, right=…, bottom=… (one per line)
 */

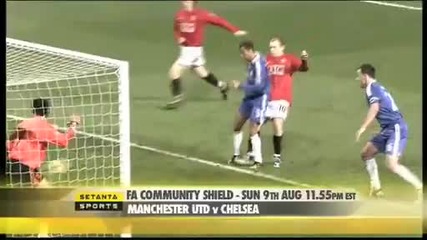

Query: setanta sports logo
left=75, top=192, right=124, bottom=211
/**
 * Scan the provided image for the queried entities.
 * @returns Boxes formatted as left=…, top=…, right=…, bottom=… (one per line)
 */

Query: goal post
left=6, top=37, right=131, bottom=187
left=6, top=38, right=131, bottom=236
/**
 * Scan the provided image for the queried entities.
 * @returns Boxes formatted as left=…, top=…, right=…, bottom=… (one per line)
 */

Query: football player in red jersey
left=265, top=37, right=309, bottom=167
left=246, top=37, right=309, bottom=168
left=166, top=0, right=247, bottom=109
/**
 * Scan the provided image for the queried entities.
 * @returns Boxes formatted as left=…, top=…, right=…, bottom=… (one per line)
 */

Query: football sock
left=202, top=73, right=222, bottom=87
left=171, top=78, right=182, bottom=96
left=250, top=134, right=262, bottom=163
left=393, top=164, right=422, bottom=189
left=365, top=158, right=381, bottom=190
left=273, top=135, right=282, bottom=157
left=233, top=132, right=243, bottom=156
left=247, top=139, right=252, bottom=154
left=247, top=131, right=260, bottom=154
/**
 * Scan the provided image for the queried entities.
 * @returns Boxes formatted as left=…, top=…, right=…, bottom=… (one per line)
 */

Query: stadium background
left=6, top=1, right=422, bottom=201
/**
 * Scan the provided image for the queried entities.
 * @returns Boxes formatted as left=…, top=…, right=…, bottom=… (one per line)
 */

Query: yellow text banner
left=0, top=217, right=422, bottom=236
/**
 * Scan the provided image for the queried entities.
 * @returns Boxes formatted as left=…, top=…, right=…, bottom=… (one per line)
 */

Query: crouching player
left=6, top=98, right=80, bottom=187
left=229, top=40, right=270, bottom=170
left=355, top=64, right=422, bottom=201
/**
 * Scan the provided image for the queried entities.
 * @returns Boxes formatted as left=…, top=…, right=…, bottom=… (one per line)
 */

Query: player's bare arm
left=356, top=102, right=379, bottom=142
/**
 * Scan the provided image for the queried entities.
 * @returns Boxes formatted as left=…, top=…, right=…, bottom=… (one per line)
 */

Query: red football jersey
left=174, top=8, right=240, bottom=47
left=266, top=54, right=302, bottom=104
left=7, top=116, right=76, bottom=169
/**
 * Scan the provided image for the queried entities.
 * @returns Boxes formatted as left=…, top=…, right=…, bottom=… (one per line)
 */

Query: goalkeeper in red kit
left=165, top=0, right=247, bottom=109
left=6, top=98, right=80, bottom=187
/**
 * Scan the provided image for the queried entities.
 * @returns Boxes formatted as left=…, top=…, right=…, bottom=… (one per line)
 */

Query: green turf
left=6, top=1, right=422, bottom=200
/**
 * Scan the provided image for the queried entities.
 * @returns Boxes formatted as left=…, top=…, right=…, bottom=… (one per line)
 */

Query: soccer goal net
left=6, top=38, right=131, bottom=237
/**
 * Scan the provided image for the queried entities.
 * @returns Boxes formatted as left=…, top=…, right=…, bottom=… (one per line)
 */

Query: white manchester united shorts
left=177, top=46, right=206, bottom=67
left=265, top=100, right=291, bottom=120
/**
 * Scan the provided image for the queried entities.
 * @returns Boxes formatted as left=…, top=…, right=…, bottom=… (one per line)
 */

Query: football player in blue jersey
left=229, top=40, right=270, bottom=171
left=355, top=64, right=422, bottom=201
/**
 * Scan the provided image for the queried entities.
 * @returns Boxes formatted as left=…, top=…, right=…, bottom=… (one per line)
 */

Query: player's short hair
left=239, top=40, right=255, bottom=51
left=358, top=64, right=376, bottom=78
left=270, top=37, right=285, bottom=46
left=32, top=98, right=51, bottom=117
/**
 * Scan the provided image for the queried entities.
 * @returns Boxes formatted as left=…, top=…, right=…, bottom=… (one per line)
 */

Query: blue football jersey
left=365, top=81, right=404, bottom=128
left=240, top=52, right=270, bottom=100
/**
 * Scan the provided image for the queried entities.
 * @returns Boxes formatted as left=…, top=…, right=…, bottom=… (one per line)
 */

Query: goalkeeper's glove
left=67, top=121, right=79, bottom=128
left=67, top=115, right=81, bottom=128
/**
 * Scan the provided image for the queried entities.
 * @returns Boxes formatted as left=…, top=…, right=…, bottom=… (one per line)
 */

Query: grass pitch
left=6, top=1, right=422, bottom=201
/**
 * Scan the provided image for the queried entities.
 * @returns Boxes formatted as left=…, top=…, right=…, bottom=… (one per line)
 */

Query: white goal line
left=361, top=1, right=422, bottom=11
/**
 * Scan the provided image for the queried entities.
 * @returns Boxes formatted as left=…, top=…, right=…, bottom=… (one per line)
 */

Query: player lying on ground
left=355, top=64, right=422, bottom=200
left=244, top=37, right=309, bottom=168
left=229, top=40, right=270, bottom=171
left=166, top=0, right=247, bottom=109
left=6, top=98, right=80, bottom=187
